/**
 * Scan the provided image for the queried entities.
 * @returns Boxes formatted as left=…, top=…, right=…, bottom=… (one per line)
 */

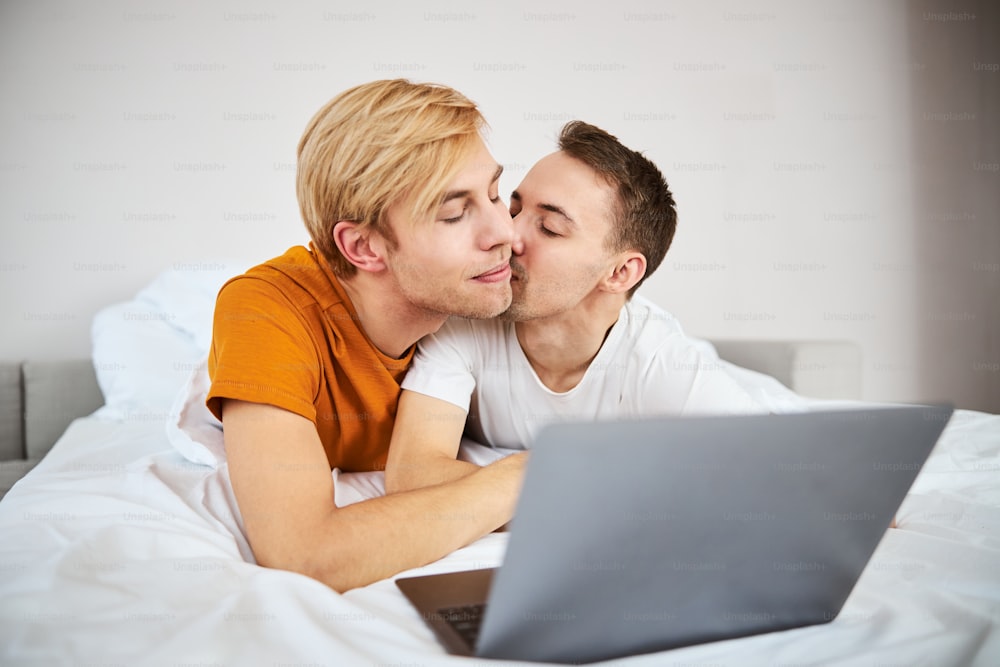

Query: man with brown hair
left=386, top=121, right=766, bottom=492
left=207, top=79, right=524, bottom=592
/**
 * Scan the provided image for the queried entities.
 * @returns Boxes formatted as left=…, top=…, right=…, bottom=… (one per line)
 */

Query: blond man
left=208, top=80, right=524, bottom=592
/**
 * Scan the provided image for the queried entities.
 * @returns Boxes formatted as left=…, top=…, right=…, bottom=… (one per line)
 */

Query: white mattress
left=1, top=408, right=999, bottom=665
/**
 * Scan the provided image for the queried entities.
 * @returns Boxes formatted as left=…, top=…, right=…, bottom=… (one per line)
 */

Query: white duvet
left=2, top=267, right=999, bottom=664
left=1, top=404, right=999, bottom=666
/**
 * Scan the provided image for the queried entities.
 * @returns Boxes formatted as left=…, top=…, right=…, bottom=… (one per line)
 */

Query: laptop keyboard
left=438, top=603, right=486, bottom=648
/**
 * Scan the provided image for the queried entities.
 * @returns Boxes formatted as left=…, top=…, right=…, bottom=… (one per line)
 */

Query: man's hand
left=487, top=451, right=528, bottom=532
left=222, top=399, right=523, bottom=592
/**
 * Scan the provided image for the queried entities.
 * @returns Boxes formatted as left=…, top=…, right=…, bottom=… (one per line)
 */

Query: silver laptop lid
left=476, top=405, right=952, bottom=663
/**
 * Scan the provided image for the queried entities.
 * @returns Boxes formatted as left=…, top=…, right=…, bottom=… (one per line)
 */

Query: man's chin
left=447, top=288, right=513, bottom=320
left=498, top=299, right=530, bottom=322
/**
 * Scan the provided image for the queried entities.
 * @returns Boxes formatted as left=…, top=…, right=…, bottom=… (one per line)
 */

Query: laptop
left=396, top=405, right=953, bottom=663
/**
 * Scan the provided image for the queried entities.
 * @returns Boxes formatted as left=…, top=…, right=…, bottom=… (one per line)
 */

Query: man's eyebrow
left=540, top=203, right=576, bottom=225
left=440, top=164, right=504, bottom=204
left=509, top=190, right=576, bottom=225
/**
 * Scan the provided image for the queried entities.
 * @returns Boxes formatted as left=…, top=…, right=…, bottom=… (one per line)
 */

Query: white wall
left=0, top=0, right=996, bottom=411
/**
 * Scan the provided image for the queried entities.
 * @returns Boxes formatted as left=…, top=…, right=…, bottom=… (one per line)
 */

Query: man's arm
left=384, top=390, right=485, bottom=494
left=223, top=399, right=523, bottom=592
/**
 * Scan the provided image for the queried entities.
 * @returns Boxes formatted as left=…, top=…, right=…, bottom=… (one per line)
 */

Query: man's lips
left=473, top=262, right=512, bottom=283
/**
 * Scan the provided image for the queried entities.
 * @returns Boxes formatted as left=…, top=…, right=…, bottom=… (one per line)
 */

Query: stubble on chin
left=499, top=261, right=530, bottom=321
left=450, top=285, right=514, bottom=321
left=498, top=289, right=529, bottom=322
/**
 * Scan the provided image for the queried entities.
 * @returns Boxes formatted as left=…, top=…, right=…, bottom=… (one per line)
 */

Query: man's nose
left=484, top=200, right=514, bottom=250
left=511, top=212, right=525, bottom=256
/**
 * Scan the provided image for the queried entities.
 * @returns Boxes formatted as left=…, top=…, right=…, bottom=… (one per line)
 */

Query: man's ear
left=602, top=252, right=646, bottom=295
left=333, top=221, right=387, bottom=273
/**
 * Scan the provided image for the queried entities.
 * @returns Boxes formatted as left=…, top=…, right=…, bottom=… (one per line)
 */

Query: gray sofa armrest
left=23, top=359, right=104, bottom=460
left=0, top=362, right=23, bottom=462
left=709, top=340, right=862, bottom=400
left=0, top=359, right=104, bottom=500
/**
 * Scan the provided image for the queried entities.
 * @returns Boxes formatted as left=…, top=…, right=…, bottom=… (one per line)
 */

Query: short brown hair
left=558, top=121, right=677, bottom=296
left=297, top=79, right=487, bottom=276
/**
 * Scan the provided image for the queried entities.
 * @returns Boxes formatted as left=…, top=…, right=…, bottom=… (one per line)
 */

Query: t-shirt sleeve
left=643, top=335, right=769, bottom=416
left=400, top=318, right=478, bottom=412
left=206, top=277, right=320, bottom=422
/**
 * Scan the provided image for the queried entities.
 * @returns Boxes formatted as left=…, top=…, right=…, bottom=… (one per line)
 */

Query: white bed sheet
left=1, top=408, right=999, bottom=666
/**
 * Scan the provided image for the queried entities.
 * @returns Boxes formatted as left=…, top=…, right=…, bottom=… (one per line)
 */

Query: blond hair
left=297, top=79, right=487, bottom=276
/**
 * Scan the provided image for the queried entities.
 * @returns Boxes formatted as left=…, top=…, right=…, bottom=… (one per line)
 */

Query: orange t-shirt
left=206, top=244, right=413, bottom=472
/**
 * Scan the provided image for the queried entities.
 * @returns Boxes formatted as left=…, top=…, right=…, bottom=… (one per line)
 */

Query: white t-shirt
left=401, top=296, right=767, bottom=449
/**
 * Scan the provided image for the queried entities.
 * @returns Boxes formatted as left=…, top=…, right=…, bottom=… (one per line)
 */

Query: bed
left=1, top=265, right=998, bottom=666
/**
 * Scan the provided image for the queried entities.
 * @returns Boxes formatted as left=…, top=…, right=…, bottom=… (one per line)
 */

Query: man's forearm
left=305, top=455, right=523, bottom=591
left=224, top=399, right=522, bottom=594
left=385, top=454, right=480, bottom=494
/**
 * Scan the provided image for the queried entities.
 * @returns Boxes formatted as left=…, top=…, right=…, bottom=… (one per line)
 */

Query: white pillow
left=91, top=302, right=204, bottom=421
left=135, top=260, right=250, bottom=352
left=91, top=260, right=251, bottom=420
left=166, top=359, right=225, bottom=466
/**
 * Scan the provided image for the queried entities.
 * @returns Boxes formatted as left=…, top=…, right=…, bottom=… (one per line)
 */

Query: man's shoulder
left=618, top=295, right=721, bottom=363
left=240, top=244, right=326, bottom=287
left=413, top=316, right=512, bottom=370
left=219, top=245, right=345, bottom=312
left=623, top=295, right=683, bottom=333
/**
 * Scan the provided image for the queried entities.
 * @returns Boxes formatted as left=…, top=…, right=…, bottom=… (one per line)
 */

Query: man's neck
left=514, top=295, right=626, bottom=393
left=338, top=272, right=447, bottom=359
